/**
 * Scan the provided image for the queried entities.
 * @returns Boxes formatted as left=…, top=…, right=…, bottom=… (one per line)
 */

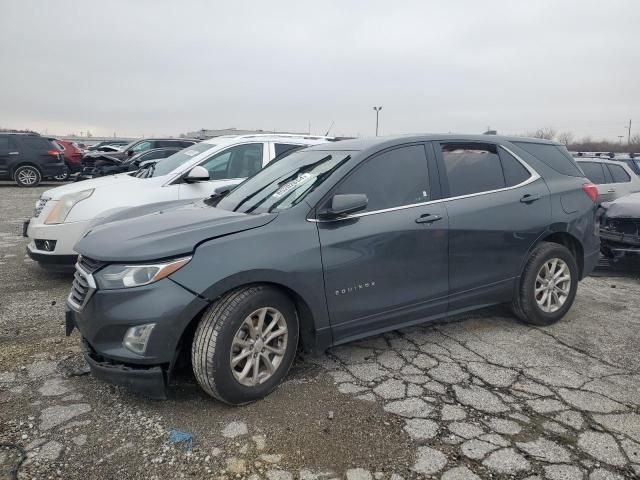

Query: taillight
left=582, top=183, right=598, bottom=203
left=47, top=150, right=60, bottom=158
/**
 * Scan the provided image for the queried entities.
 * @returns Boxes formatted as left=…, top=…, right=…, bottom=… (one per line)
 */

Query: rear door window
left=578, top=162, right=607, bottom=184
left=0, top=137, right=10, bottom=150
left=335, top=144, right=430, bottom=212
left=512, top=142, right=583, bottom=177
left=606, top=164, right=631, bottom=183
left=440, top=143, right=505, bottom=197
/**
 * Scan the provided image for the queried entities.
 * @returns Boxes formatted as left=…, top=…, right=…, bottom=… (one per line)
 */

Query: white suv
left=25, top=135, right=330, bottom=268
left=576, top=158, right=640, bottom=202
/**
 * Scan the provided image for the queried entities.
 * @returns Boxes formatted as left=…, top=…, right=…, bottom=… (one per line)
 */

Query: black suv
left=67, top=135, right=600, bottom=404
left=0, top=133, right=67, bottom=187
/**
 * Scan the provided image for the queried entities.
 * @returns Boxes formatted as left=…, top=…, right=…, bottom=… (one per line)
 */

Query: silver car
left=576, top=158, right=640, bottom=202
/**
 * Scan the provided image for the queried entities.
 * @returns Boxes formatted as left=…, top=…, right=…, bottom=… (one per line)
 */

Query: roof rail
left=232, top=133, right=333, bottom=140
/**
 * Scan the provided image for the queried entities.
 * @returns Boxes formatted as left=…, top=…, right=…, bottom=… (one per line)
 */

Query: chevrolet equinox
left=66, top=135, right=600, bottom=404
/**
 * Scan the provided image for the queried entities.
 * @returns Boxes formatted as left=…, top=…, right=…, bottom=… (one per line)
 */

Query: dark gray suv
left=66, top=135, right=600, bottom=404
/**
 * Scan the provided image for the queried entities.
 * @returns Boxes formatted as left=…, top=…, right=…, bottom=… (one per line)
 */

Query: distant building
left=183, top=127, right=307, bottom=140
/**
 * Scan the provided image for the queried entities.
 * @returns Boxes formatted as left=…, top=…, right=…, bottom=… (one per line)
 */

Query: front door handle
left=607, top=189, right=615, bottom=193
left=520, top=194, right=541, bottom=204
left=415, top=214, right=442, bottom=224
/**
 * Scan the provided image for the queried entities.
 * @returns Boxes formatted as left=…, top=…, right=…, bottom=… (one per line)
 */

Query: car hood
left=601, top=192, right=640, bottom=218
left=74, top=199, right=277, bottom=262
left=42, top=173, right=139, bottom=198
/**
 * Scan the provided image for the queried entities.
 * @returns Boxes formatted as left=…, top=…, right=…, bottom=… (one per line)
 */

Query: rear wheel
left=512, top=242, right=578, bottom=326
left=192, top=286, right=299, bottom=405
left=53, top=168, right=70, bottom=181
left=14, top=165, right=41, bottom=187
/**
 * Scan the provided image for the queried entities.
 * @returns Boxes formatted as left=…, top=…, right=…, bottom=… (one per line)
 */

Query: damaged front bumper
left=82, top=338, right=168, bottom=399
left=600, top=226, right=640, bottom=257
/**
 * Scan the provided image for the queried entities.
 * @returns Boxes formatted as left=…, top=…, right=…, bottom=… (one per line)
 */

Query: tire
left=14, top=165, right=42, bottom=187
left=192, top=286, right=299, bottom=405
left=53, top=169, right=70, bottom=181
left=512, top=242, right=579, bottom=326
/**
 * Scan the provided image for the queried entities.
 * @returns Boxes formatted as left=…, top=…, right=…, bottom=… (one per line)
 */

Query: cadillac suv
left=66, top=135, right=600, bottom=404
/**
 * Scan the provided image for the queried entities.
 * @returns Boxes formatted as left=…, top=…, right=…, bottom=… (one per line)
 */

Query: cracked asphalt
left=1, top=183, right=640, bottom=480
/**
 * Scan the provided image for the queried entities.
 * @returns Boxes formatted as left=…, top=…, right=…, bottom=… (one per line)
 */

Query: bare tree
left=557, top=131, right=574, bottom=145
left=631, top=133, right=640, bottom=146
left=529, top=127, right=557, bottom=140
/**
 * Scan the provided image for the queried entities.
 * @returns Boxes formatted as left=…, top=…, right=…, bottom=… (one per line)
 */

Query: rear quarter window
left=18, top=136, right=54, bottom=151
left=512, top=142, right=583, bottom=177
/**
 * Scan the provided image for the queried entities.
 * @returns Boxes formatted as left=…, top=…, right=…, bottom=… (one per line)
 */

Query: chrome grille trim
left=67, top=259, right=97, bottom=311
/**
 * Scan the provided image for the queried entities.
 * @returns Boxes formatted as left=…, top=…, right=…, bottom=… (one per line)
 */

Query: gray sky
left=1, top=0, right=638, bottom=140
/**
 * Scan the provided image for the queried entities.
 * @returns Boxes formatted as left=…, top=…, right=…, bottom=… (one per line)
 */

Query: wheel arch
left=10, top=162, right=43, bottom=178
left=172, top=277, right=329, bottom=374
left=539, top=229, right=584, bottom=279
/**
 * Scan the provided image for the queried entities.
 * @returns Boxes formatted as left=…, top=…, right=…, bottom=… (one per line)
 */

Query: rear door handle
left=415, top=214, right=442, bottom=224
left=607, top=189, right=615, bottom=193
left=520, top=194, right=541, bottom=204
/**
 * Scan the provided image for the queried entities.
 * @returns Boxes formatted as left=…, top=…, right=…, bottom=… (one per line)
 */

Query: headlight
left=45, top=189, right=94, bottom=224
left=95, top=256, right=191, bottom=289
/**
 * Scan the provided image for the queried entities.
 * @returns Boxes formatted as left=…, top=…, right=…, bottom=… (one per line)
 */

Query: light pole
left=373, top=106, right=382, bottom=136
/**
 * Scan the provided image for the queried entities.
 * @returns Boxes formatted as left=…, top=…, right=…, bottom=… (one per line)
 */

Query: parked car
left=0, top=133, right=66, bottom=187
left=611, top=157, right=640, bottom=176
left=65, top=134, right=600, bottom=403
left=52, top=139, right=84, bottom=180
left=25, top=135, right=331, bottom=268
left=575, top=158, right=640, bottom=202
left=76, top=147, right=182, bottom=181
left=83, top=138, right=198, bottom=165
left=599, top=192, right=640, bottom=259
left=86, top=140, right=131, bottom=151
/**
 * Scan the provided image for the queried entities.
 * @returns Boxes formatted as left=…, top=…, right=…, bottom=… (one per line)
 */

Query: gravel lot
left=1, top=183, right=640, bottom=480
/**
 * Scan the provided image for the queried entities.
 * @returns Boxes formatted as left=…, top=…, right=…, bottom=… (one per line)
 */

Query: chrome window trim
left=307, top=144, right=540, bottom=223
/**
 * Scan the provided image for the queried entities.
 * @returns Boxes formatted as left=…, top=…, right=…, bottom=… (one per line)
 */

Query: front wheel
left=192, top=286, right=299, bottom=405
left=14, top=165, right=42, bottom=187
left=512, top=242, right=578, bottom=326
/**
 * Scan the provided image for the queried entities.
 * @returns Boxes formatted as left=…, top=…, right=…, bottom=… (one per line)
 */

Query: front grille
left=68, top=257, right=101, bottom=310
left=34, top=197, right=50, bottom=218
left=606, top=218, right=640, bottom=236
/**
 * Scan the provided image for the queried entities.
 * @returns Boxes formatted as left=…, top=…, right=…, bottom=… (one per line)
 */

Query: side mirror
left=318, top=194, right=368, bottom=220
left=127, top=150, right=134, bottom=157
left=184, top=165, right=210, bottom=183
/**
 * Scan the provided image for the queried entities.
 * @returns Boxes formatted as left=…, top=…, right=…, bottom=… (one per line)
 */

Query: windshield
left=217, top=150, right=353, bottom=214
left=144, top=143, right=215, bottom=178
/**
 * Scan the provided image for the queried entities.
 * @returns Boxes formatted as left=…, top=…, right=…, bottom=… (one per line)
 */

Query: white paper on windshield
left=183, top=150, right=199, bottom=157
left=272, top=173, right=314, bottom=198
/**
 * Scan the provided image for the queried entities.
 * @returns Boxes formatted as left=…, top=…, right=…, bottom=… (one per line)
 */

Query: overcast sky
left=1, top=0, right=638, bottom=140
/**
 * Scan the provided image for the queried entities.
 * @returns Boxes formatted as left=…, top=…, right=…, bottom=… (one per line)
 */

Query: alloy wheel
left=535, top=258, right=572, bottom=313
left=17, top=168, right=38, bottom=185
left=230, top=307, right=288, bottom=387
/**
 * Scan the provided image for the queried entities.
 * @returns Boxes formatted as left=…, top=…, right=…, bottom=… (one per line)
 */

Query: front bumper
left=66, top=277, right=209, bottom=397
left=82, top=338, right=168, bottom=399
left=26, top=218, right=91, bottom=260
left=600, top=229, right=640, bottom=257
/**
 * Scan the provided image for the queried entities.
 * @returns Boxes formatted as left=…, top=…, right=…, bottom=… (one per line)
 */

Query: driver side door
left=178, top=143, right=266, bottom=199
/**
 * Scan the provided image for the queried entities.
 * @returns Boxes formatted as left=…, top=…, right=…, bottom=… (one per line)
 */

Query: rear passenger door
left=603, top=162, right=640, bottom=199
left=434, top=141, right=551, bottom=312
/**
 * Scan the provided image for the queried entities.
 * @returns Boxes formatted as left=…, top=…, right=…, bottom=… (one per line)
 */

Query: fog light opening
left=123, top=323, right=156, bottom=355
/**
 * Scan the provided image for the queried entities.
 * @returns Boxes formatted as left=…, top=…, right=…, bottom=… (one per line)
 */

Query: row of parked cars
left=19, top=132, right=604, bottom=404
left=570, top=153, right=640, bottom=260
left=0, top=131, right=202, bottom=186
